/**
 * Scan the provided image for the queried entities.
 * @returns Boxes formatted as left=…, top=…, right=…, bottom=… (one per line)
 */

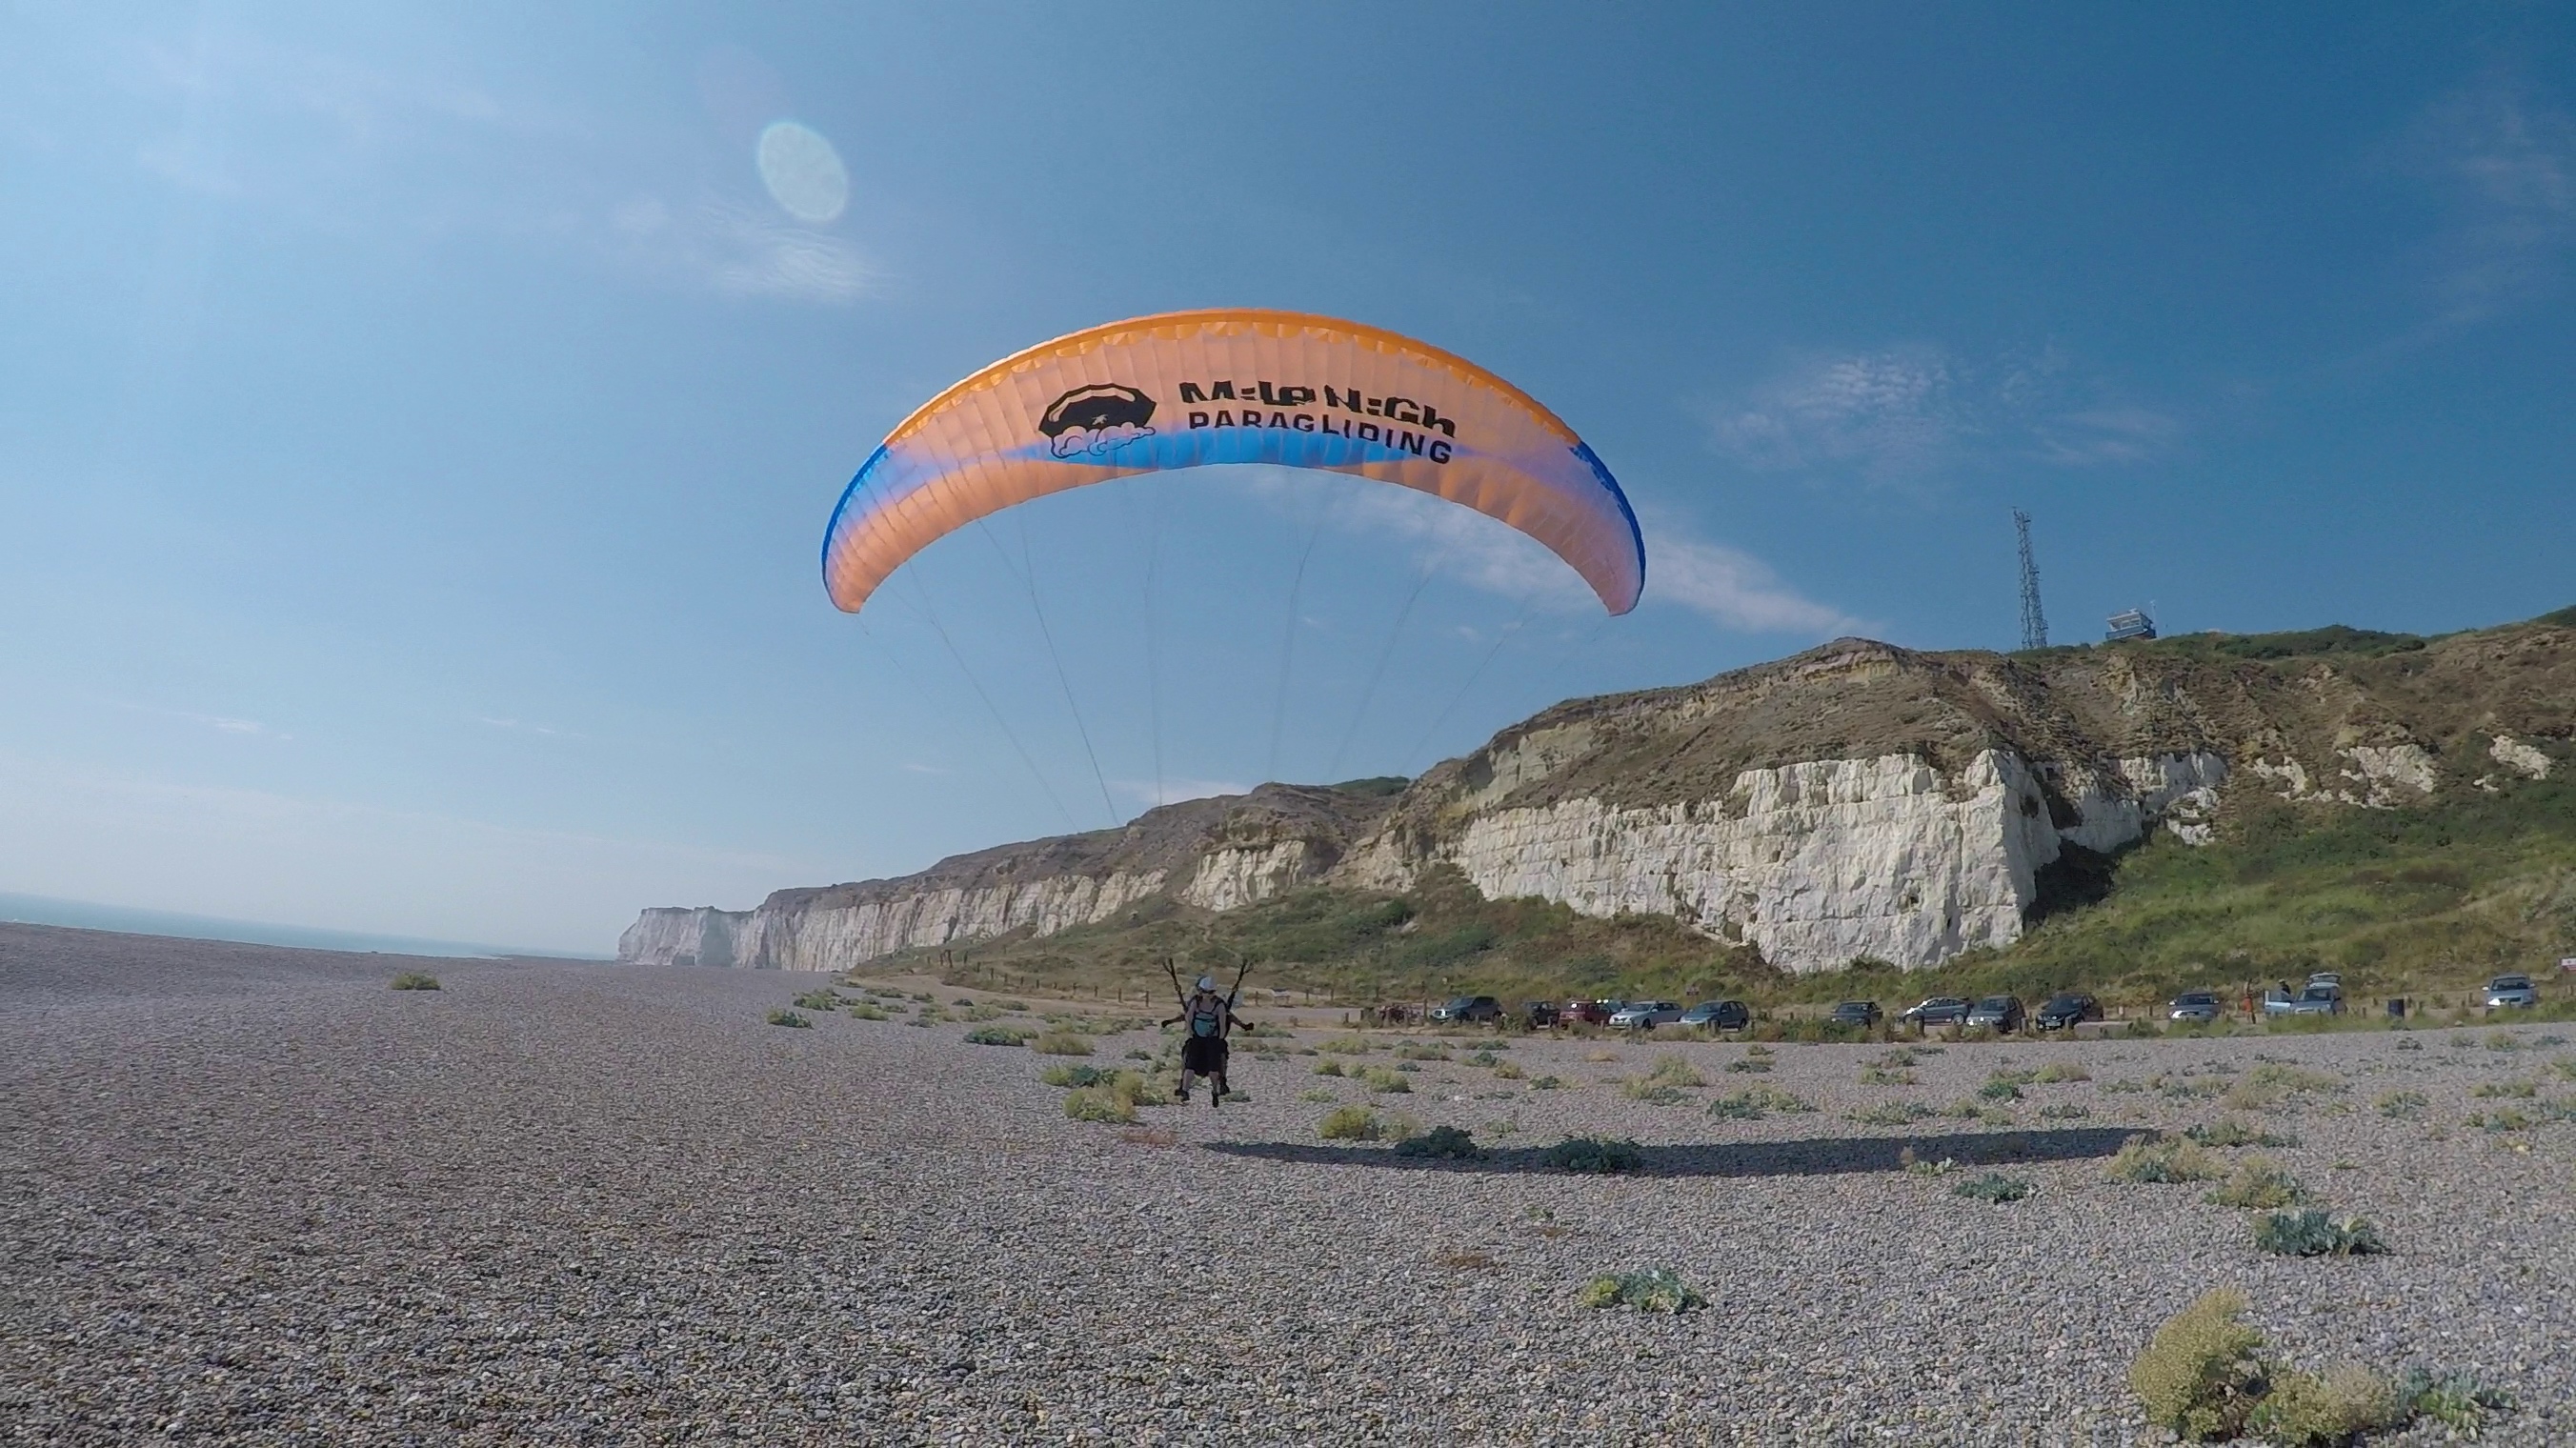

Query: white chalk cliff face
left=1340, top=749, right=2229, bottom=976
left=618, top=621, right=2572, bottom=977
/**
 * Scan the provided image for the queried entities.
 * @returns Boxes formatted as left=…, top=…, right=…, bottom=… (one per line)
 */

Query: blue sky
left=3, top=4, right=2571, bottom=953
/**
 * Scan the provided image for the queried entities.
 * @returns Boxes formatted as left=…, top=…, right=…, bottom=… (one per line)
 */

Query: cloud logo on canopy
left=1038, top=384, right=1157, bottom=459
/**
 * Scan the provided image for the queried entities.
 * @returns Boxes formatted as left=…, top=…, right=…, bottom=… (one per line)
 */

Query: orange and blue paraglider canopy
left=821, top=309, right=1643, bottom=614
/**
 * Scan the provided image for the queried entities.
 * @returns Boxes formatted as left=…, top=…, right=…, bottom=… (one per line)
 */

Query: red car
left=1561, top=998, right=1622, bottom=1026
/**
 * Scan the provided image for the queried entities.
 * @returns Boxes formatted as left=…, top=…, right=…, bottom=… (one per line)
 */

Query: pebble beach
left=5, top=922, right=2571, bottom=1445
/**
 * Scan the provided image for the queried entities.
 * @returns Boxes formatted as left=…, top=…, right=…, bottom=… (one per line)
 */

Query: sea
left=0, top=892, right=604, bottom=961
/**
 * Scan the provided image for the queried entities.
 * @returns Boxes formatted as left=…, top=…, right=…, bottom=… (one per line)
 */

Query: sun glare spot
left=757, top=120, right=849, bottom=224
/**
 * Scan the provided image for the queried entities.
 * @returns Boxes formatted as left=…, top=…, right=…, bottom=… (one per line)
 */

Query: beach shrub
left=1362, top=1067, right=1413, bottom=1094
left=1953, top=1173, right=2034, bottom=1204
left=792, top=989, right=843, bottom=1011
left=2032, top=1060, right=2091, bottom=1083
left=1318, top=1106, right=1382, bottom=1141
left=2037, top=1103, right=2091, bottom=1119
left=1709, top=1084, right=1813, bottom=1119
left=2184, top=1118, right=2297, bottom=1148
left=1032, top=1031, right=1094, bottom=1056
left=2128, top=1288, right=2267, bottom=1440
left=1530, top=1075, right=1563, bottom=1090
left=2390, top=1369, right=2514, bottom=1433
left=765, top=1008, right=811, bottom=1028
left=2252, top=1210, right=2386, bottom=1257
left=1542, top=1136, right=1644, bottom=1174
left=1578, top=1266, right=1702, bottom=1313
left=1392, top=1125, right=1481, bottom=1159
left=1725, top=1056, right=1775, bottom=1074
left=845, top=1002, right=890, bottom=1020
left=963, top=1026, right=1027, bottom=1047
left=1493, top=1061, right=1525, bottom=1079
left=2106, top=1136, right=2224, bottom=1184
left=2205, top=1157, right=2304, bottom=1210
left=390, top=973, right=440, bottom=991
left=2224, top=1063, right=2344, bottom=1112
left=2471, top=1078, right=2537, bottom=1097
left=2248, top=1366, right=2399, bottom=1448
left=2374, top=1089, right=2429, bottom=1119
left=1848, top=1101, right=1937, bottom=1126
left=1063, top=1087, right=1137, bottom=1123
left=1313, top=1059, right=1344, bottom=1076
left=1978, top=1078, right=2024, bottom=1102
left=1041, top=1064, right=1114, bottom=1089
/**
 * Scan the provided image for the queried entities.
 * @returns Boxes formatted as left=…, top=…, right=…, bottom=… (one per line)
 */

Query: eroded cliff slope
left=621, top=612, right=2573, bottom=975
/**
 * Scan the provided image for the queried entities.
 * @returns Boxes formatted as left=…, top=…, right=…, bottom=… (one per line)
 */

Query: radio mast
left=2014, top=510, right=2048, bottom=651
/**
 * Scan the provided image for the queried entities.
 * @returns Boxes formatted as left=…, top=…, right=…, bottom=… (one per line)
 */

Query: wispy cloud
left=182, top=712, right=280, bottom=737
left=2398, top=77, right=2576, bottom=325
left=1701, top=344, right=2176, bottom=488
left=612, top=197, right=876, bottom=304
left=1704, top=346, right=1966, bottom=484
left=1235, top=468, right=1853, bottom=637
left=475, top=715, right=581, bottom=740
left=1646, top=534, right=1862, bottom=636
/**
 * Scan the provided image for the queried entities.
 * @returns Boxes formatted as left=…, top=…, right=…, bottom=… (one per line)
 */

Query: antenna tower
left=2013, top=509, right=2048, bottom=651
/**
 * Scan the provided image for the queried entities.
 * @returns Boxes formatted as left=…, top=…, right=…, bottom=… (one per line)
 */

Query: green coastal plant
left=1578, top=1266, right=1702, bottom=1313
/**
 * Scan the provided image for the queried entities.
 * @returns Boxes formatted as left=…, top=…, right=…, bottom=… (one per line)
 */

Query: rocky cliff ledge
left=622, top=614, right=2572, bottom=975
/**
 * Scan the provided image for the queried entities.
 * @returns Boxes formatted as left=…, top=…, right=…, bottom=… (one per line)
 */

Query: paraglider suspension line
left=1326, top=543, right=1445, bottom=781
left=1408, top=595, right=1537, bottom=770
left=1263, top=500, right=1332, bottom=785
left=895, top=569, right=1078, bottom=833
left=981, top=514, right=1119, bottom=826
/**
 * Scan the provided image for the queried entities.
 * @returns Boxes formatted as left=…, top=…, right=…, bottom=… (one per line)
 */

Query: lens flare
left=756, top=120, right=848, bottom=224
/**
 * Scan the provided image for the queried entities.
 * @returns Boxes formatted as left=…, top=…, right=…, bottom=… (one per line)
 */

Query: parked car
left=1562, top=999, right=1621, bottom=1027
left=1965, top=995, right=2025, bottom=1033
left=1523, top=1000, right=1562, bottom=1029
left=2486, top=974, right=2540, bottom=1010
left=1610, top=1000, right=1684, bottom=1029
left=2167, top=990, right=2223, bottom=1023
left=2033, top=993, right=2101, bottom=1031
left=1828, top=1000, right=1882, bottom=1029
left=2264, top=983, right=2344, bottom=1016
left=1431, top=995, right=1501, bottom=1023
left=1678, top=999, right=1751, bottom=1031
left=1901, top=996, right=1973, bottom=1028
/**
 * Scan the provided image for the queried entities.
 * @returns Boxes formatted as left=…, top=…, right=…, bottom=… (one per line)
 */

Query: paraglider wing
left=821, top=309, right=1644, bottom=614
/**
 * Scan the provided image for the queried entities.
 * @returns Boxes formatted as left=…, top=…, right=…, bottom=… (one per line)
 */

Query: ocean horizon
left=0, top=893, right=607, bottom=961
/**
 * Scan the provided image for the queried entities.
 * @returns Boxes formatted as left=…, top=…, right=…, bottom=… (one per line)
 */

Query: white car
left=2486, top=974, right=2540, bottom=1009
left=1609, top=1000, right=1682, bottom=1029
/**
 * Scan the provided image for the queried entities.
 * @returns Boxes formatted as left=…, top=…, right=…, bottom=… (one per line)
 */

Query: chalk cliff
left=621, top=614, right=2573, bottom=975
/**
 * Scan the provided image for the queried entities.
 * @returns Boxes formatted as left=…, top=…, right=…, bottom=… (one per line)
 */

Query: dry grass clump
left=2130, top=1288, right=2266, bottom=1440
left=2106, top=1135, right=2224, bottom=1184
left=390, top=972, right=441, bottom=991
left=845, top=1001, right=890, bottom=1020
left=2204, top=1157, right=2304, bottom=1210
left=2374, top=1089, right=2429, bottom=1118
left=1062, top=1070, right=1151, bottom=1123
left=1361, top=1067, right=1413, bottom=1094
left=2184, top=1117, right=2297, bottom=1148
left=2224, top=1063, right=2344, bottom=1112
left=1620, top=1056, right=1706, bottom=1101
left=2032, top=1060, right=2091, bottom=1083
left=1032, top=1031, right=1094, bottom=1056
left=1709, top=1084, right=1814, bottom=1120
left=1318, top=1105, right=1382, bottom=1140
left=1859, top=1067, right=1918, bottom=1086
left=2129, top=1288, right=2504, bottom=1442
left=1848, top=1100, right=1937, bottom=1126
left=1312, top=1058, right=1345, bottom=1076
left=2471, top=1078, right=2537, bottom=1097
left=2249, top=1366, right=2398, bottom=1447
left=1493, top=1061, right=1525, bottom=1079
